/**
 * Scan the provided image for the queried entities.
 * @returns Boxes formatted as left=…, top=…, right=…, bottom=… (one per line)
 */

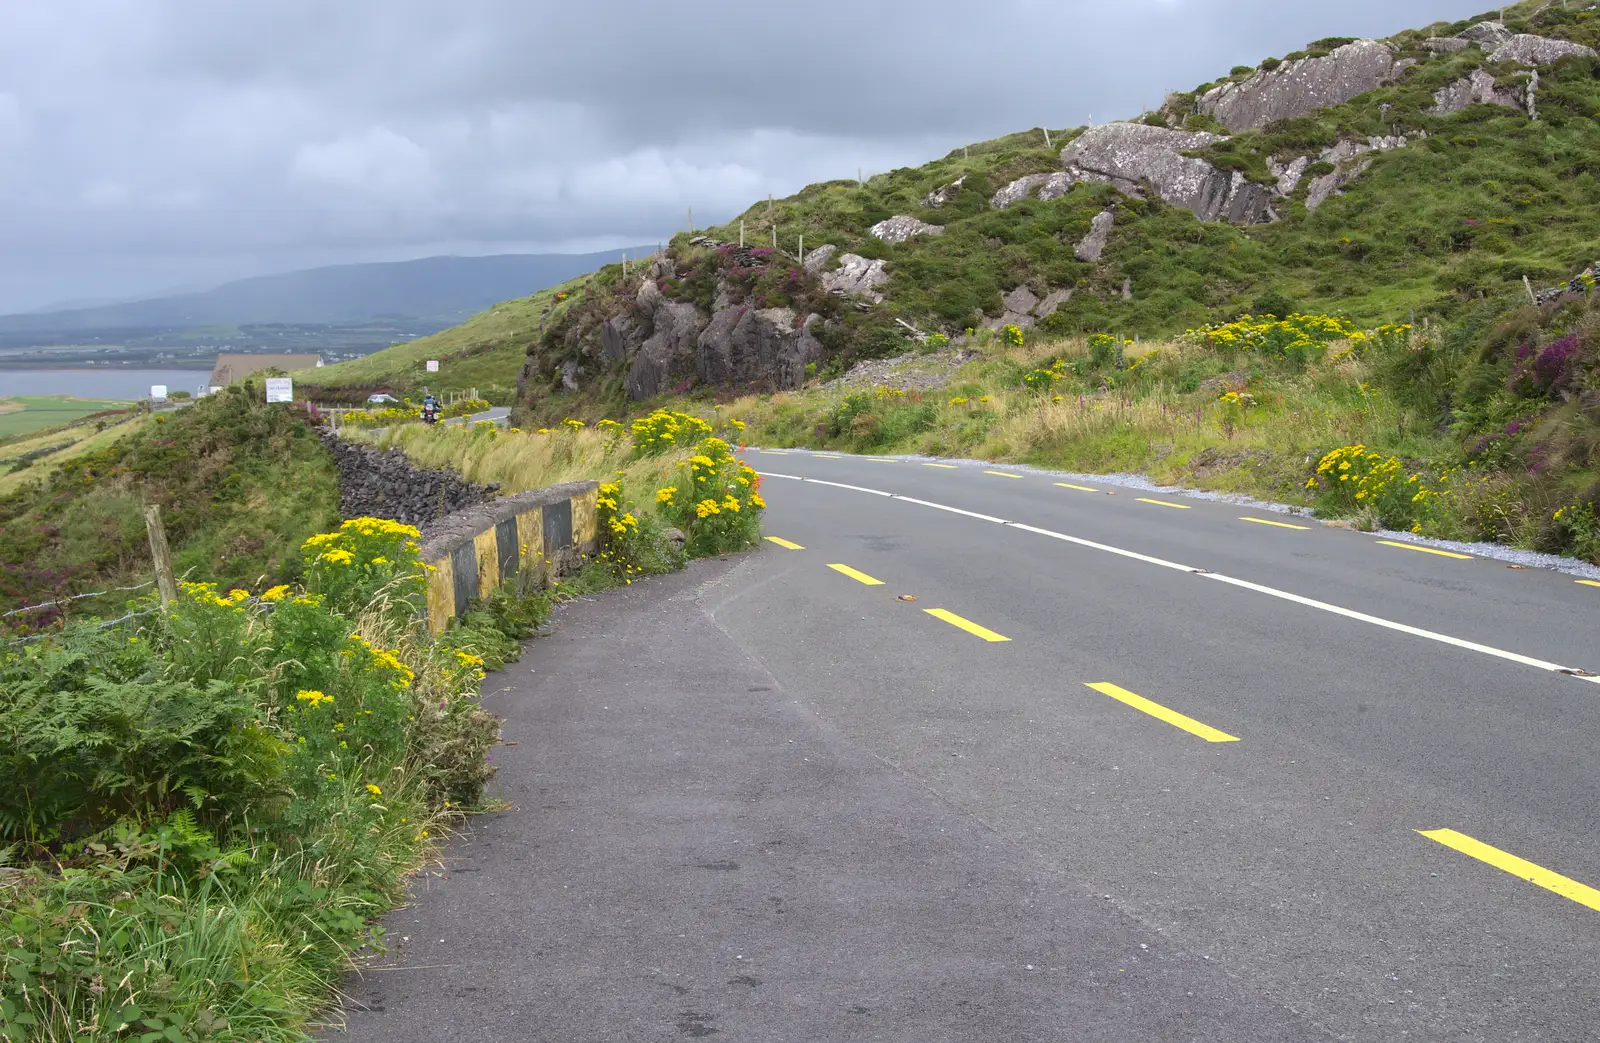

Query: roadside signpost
left=426, top=360, right=439, bottom=372
left=264, top=378, right=293, bottom=403
left=150, top=385, right=168, bottom=401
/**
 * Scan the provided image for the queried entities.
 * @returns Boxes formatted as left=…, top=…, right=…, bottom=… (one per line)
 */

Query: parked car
left=367, top=393, right=400, bottom=404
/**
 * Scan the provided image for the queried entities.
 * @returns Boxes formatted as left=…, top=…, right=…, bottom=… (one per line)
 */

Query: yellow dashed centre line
left=1376, top=540, right=1472, bottom=560
left=1419, top=828, right=1600, bottom=913
left=1578, top=580, right=1600, bottom=589
left=924, top=608, right=1011, bottom=642
left=1055, top=482, right=1098, bottom=493
left=827, top=563, right=884, bottom=586
left=1084, top=682, right=1239, bottom=743
left=924, top=462, right=958, bottom=469
left=814, top=454, right=842, bottom=459
left=985, top=470, right=1024, bottom=479
left=764, top=536, right=804, bottom=550
left=1240, top=516, right=1310, bottom=531
left=1137, top=497, right=1191, bottom=510
left=865, top=457, right=900, bottom=463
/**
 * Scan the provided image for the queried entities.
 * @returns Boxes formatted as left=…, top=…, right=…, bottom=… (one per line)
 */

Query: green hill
left=324, top=1, right=1597, bottom=418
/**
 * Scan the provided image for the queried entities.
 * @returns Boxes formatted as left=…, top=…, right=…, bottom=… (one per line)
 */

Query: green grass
left=297, top=279, right=589, bottom=403
left=0, top=395, right=133, bottom=437
left=0, top=386, right=341, bottom=615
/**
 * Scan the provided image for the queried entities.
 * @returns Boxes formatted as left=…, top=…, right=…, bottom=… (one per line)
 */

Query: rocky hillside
left=499, top=0, right=1598, bottom=421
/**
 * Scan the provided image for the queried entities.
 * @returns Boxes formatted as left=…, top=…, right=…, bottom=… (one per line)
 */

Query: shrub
left=300, top=518, right=428, bottom=624
left=630, top=409, right=713, bottom=456
left=1307, top=444, right=1438, bottom=531
left=658, top=437, right=764, bottom=555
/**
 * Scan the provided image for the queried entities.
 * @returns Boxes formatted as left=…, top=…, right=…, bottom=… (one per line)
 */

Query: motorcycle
left=421, top=400, right=440, bottom=424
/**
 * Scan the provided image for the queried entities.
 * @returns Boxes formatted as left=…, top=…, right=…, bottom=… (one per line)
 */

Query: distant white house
left=205, top=353, right=323, bottom=394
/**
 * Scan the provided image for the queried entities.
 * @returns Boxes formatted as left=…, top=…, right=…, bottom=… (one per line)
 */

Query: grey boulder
left=1489, top=34, right=1597, bottom=66
left=1074, top=210, right=1115, bottom=262
left=1034, top=288, right=1073, bottom=319
left=802, top=244, right=837, bottom=274
left=990, top=171, right=1079, bottom=209
left=1460, top=21, right=1514, bottom=47
left=1059, top=123, right=1276, bottom=225
left=869, top=215, right=945, bottom=243
left=1428, top=69, right=1525, bottom=116
left=922, top=175, right=967, bottom=208
left=1197, top=41, right=1402, bottom=132
left=1422, top=37, right=1472, bottom=54
left=822, top=254, right=890, bottom=301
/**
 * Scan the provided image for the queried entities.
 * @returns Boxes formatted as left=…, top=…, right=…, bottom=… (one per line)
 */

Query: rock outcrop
left=559, top=359, right=580, bottom=393
left=982, top=284, right=1074, bottom=330
left=821, top=253, right=890, bottom=301
left=1429, top=69, right=1525, bottom=116
left=1074, top=210, right=1115, bottom=262
left=1460, top=21, right=1514, bottom=47
left=990, top=171, right=1079, bottom=209
left=320, top=433, right=498, bottom=531
left=600, top=315, right=642, bottom=365
left=922, top=175, right=966, bottom=208
left=1422, top=37, right=1471, bottom=54
left=1035, top=288, right=1073, bottom=318
left=1489, top=34, right=1597, bottom=66
left=1268, top=155, right=1310, bottom=196
left=625, top=301, right=701, bottom=400
left=1303, top=135, right=1417, bottom=210
left=1059, top=123, right=1277, bottom=225
left=870, top=215, right=945, bottom=243
left=695, top=306, right=821, bottom=389
left=1196, top=41, right=1403, bottom=132
left=802, top=244, right=837, bottom=274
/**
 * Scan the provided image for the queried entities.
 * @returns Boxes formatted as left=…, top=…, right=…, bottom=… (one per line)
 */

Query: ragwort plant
left=656, top=437, right=764, bottom=555
left=0, top=516, right=514, bottom=1043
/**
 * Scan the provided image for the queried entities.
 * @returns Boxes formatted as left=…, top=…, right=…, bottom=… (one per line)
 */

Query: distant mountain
left=0, top=251, right=657, bottom=333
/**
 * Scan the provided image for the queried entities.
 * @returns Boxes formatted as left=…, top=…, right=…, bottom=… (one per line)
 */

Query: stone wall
left=419, top=481, right=600, bottom=633
left=320, top=432, right=498, bottom=532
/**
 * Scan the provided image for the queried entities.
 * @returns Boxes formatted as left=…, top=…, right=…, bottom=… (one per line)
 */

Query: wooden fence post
left=143, top=504, right=177, bottom=608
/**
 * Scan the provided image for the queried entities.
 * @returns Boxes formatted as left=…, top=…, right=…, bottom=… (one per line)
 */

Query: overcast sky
left=0, top=0, right=1472, bottom=313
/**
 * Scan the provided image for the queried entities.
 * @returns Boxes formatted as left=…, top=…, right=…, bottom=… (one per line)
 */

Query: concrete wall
left=418, top=480, right=599, bottom=633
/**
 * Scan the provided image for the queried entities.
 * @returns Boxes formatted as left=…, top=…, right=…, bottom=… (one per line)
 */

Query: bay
left=0, top=367, right=215, bottom=400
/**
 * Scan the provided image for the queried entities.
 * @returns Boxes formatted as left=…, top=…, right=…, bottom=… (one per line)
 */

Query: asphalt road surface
left=335, top=449, right=1600, bottom=1042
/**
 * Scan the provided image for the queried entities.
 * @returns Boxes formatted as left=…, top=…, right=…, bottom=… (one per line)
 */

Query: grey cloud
left=0, top=0, right=1470, bottom=312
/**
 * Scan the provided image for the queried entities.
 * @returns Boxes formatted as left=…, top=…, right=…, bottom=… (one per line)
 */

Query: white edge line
left=761, top=470, right=1600, bottom=684
left=893, top=496, right=1008, bottom=524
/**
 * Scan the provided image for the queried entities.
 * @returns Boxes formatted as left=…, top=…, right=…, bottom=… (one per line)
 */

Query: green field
left=0, top=395, right=132, bottom=438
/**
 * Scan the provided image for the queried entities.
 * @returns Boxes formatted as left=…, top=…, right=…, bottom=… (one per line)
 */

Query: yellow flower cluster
left=563, top=418, right=585, bottom=430
left=656, top=487, right=676, bottom=504
left=1186, top=313, right=1363, bottom=357
left=631, top=409, right=714, bottom=455
left=260, top=584, right=292, bottom=602
left=295, top=689, right=334, bottom=708
left=179, top=581, right=251, bottom=609
left=1309, top=444, right=1403, bottom=503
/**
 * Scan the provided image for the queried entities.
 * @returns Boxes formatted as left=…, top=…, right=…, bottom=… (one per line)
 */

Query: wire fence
left=6, top=607, right=162, bottom=647
left=2, top=581, right=155, bottom=619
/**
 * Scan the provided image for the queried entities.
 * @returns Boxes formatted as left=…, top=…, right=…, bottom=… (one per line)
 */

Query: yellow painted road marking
left=924, top=462, right=957, bottom=469
left=865, top=457, right=899, bottom=462
left=1578, top=580, right=1600, bottom=589
left=1377, top=540, right=1472, bottom=560
left=814, top=454, right=841, bottom=459
left=828, top=563, right=884, bottom=586
left=764, top=537, right=804, bottom=550
left=1084, top=682, right=1239, bottom=743
left=1055, top=482, right=1098, bottom=493
left=1137, top=497, right=1191, bottom=510
left=1419, top=828, right=1600, bottom=913
left=985, top=470, right=1023, bottom=479
left=1240, top=516, right=1310, bottom=530
left=924, top=608, right=1011, bottom=642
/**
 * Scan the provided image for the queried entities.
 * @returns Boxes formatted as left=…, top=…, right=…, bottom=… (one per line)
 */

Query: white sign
left=425, top=359, right=439, bottom=372
left=264, top=378, right=294, bottom=403
left=149, top=385, right=168, bottom=401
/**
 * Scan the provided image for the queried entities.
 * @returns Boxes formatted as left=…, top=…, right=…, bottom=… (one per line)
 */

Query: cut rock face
left=625, top=301, right=701, bottom=400
left=1489, top=35, right=1597, bottom=66
left=822, top=254, right=890, bottom=301
left=695, top=307, right=821, bottom=390
left=1059, top=122, right=1276, bottom=225
left=869, top=215, right=945, bottom=243
left=1196, top=40, right=1402, bottom=132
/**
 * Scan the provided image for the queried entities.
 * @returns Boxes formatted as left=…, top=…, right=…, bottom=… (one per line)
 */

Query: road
left=335, top=449, right=1600, bottom=1042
